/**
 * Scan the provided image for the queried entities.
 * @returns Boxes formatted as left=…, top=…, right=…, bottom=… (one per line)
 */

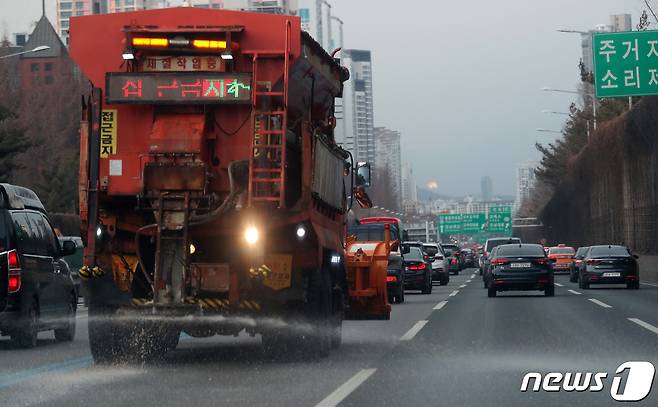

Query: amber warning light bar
left=131, top=37, right=231, bottom=50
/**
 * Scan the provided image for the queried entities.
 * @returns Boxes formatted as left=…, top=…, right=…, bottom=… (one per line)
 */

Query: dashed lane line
left=315, top=369, right=377, bottom=407
left=433, top=301, right=448, bottom=310
left=641, top=282, right=658, bottom=288
left=459, top=284, right=466, bottom=288
left=400, top=320, right=429, bottom=341
left=568, top=289, right=582, bottom=295
left=449, top=290, right=459, bottom=297
left=628, top=318, right=658, bottom=335
left=588, top=298, right=612, bottom=308
left=554, top=283, right=564, bottom=287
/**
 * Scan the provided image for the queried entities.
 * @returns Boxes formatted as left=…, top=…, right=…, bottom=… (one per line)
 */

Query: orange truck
left=547, top=244, right=576, bottom=275
left=70, top=7, right=385, bottom=363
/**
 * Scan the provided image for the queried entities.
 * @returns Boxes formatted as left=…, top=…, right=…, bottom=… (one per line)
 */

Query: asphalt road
left=1, top=270, right=657, bottom=406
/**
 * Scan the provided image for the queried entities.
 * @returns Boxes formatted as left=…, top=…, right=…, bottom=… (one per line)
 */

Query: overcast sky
left=0, top=0, right=649, bottom=196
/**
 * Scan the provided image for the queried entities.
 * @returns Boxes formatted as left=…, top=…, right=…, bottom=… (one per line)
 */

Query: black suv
left=0, top=184, right=78, bottom=347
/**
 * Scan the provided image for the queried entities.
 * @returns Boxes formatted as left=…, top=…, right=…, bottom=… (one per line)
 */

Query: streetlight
left=541, top=109, right=569, bottom=115
left=542, top=86, right=597, bottom=130
left=536, top=128, right=562, bottom=134
left=0, top=45, right=50, bottom=60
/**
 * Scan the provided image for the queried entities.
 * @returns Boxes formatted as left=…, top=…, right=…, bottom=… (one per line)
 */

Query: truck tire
left=262, top=269, right=331, bottom=359
left=88, top=304, right=127, bottom=364
left=54, top=296, right=77, bottom=342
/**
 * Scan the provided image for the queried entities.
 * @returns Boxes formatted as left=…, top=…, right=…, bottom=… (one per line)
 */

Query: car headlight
left=244, top=226, right=259, bottom=245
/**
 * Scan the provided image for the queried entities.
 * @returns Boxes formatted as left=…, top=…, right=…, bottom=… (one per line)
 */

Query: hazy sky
left=0, top=0, right=649, bottom=196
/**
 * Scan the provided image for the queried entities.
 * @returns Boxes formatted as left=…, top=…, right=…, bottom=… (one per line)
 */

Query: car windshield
left=485, top=238, right=521, bottom=252
left=496, top=244, right=545, bottom=257
left=575, top=247, right=589, bottom=256
left=549, top=247, right=575, bottom=255
left=589, top=246, right=631, bottom=258
left=422, top=245, right=439, bottom=256
left=348, top=224, right=399, bottom=242
left=405, top=247, right=423, bottom=261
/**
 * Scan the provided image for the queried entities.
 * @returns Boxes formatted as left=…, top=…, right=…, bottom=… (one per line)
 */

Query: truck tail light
left=7, top=250, right=21, bottom=293
left=132, top=37, right=169, bottom=47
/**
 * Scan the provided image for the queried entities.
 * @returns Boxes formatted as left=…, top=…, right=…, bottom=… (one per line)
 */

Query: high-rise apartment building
left=480, top=176, right=493, bottom=201
left=610, top=14, right=632, bottom=32
left=516, top=161, right=538, bottom=212
left=401, top=162, right=418, bottom=208
left=335, top=49, right=374, bottom=166
left=374, top=127, right=402, bottom=211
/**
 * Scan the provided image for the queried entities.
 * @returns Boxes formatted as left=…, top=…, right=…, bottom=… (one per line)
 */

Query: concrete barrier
left=638, top=255, right=658, bottom=284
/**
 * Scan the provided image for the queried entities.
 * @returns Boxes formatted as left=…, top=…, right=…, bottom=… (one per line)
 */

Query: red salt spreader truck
left=69, top=7, right=389, bottom=363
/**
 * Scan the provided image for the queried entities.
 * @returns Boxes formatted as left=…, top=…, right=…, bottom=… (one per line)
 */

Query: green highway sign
left=593, top=30, right=658, bottom=97
left=487, top=205, right=512, bottom=235
left=438, top=213, right=487, bottom=236
left=438, top=214, right=462, bottom=235
left=462, top=213, right=486, bottom=234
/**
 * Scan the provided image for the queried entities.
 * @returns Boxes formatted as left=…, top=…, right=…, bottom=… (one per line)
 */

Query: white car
left=423, top=243, right=450, bottom=286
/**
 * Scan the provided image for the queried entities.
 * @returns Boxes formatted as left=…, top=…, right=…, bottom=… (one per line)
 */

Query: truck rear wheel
left=89, top=305, right=175, bottom=364
left=88, top=304, right=127, bottom=364
left=262, top=269, right=332, bottom=359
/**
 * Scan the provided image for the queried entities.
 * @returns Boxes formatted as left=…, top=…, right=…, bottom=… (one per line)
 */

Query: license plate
left=263, top=254, right=293, bottom=291
left=603, top=272, right=621, bottom=277
left=511, top=263, right=531, bottom=268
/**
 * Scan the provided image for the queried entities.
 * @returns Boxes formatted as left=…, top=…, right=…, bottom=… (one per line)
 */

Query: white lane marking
left=449, top=290, right=459, bottom=297
left=568, top=289, right=582, bottom=295
left=554, top=283, right=564, bottom=287
left=628, top=318, right=658, bottom=335
left=471, top=274, right=476, bottom=278
left=76, top=311, right=88, bottom=320
left=459, top=284, right=466, bottom=288
left=588, top=298, right=612, bottom=308
left=466, top=279, right=472, bottom=283
left=400, top=320, right=429, bottom=341
left=641, top=282, right=658, bottom=288
left=433, top=301, right=448, bottom=310
left=315, top=368, right=377, bottom=407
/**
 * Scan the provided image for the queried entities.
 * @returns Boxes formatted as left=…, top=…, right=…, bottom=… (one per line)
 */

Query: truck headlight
left=296, top=225, right=307, bottom=239
left=244, top=226, right=259, bottom=245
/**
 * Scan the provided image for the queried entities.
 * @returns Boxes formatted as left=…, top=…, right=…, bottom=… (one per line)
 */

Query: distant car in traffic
left=486, top=243, right=555, bottom=297
left=578, top=245, right=639, bottom=290
left=570, top=246, right=589, bottom=283
left=460, top=248, right=475, bottom=268
left=403, top=246, right=433, bottom=294
left=58, top=236, right=84, bottom=301
left=547, top=244, right=575, bottom=275
left=479, top=237, right=522, bottom=275
left=423, top=243, right=449, bottom=285
left=440, top=243, right=461, bottom=274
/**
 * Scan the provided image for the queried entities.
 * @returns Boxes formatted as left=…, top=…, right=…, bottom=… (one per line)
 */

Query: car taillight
left=587, top=259, right=601, bottom=266
left=423, top=255, right=429, bottom=260
left=451, top=258, right=458, bottom=265
left=491, top=259, right=510, bottom=266
left=408, top=263, right=427, bottom=271
left=8, top=250, right=20, bottom=270
left=575, top=260, right=582, bottom=265
left=535, top=258, right=550, bottom=265
left=7, top=250, right=21, bottom=293
left=386, top=276, right=397, bottom=282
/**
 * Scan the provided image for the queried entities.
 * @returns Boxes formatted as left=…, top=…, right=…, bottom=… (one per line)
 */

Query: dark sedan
left=578, top=245, right=639, bottom=290
left=570, top=246, right=589, bottom=283
left=486, top=244, right=555, bottom=298
left=441, top=244, right=461, bottom=275
left=403, top=247, right=433, bottom=294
